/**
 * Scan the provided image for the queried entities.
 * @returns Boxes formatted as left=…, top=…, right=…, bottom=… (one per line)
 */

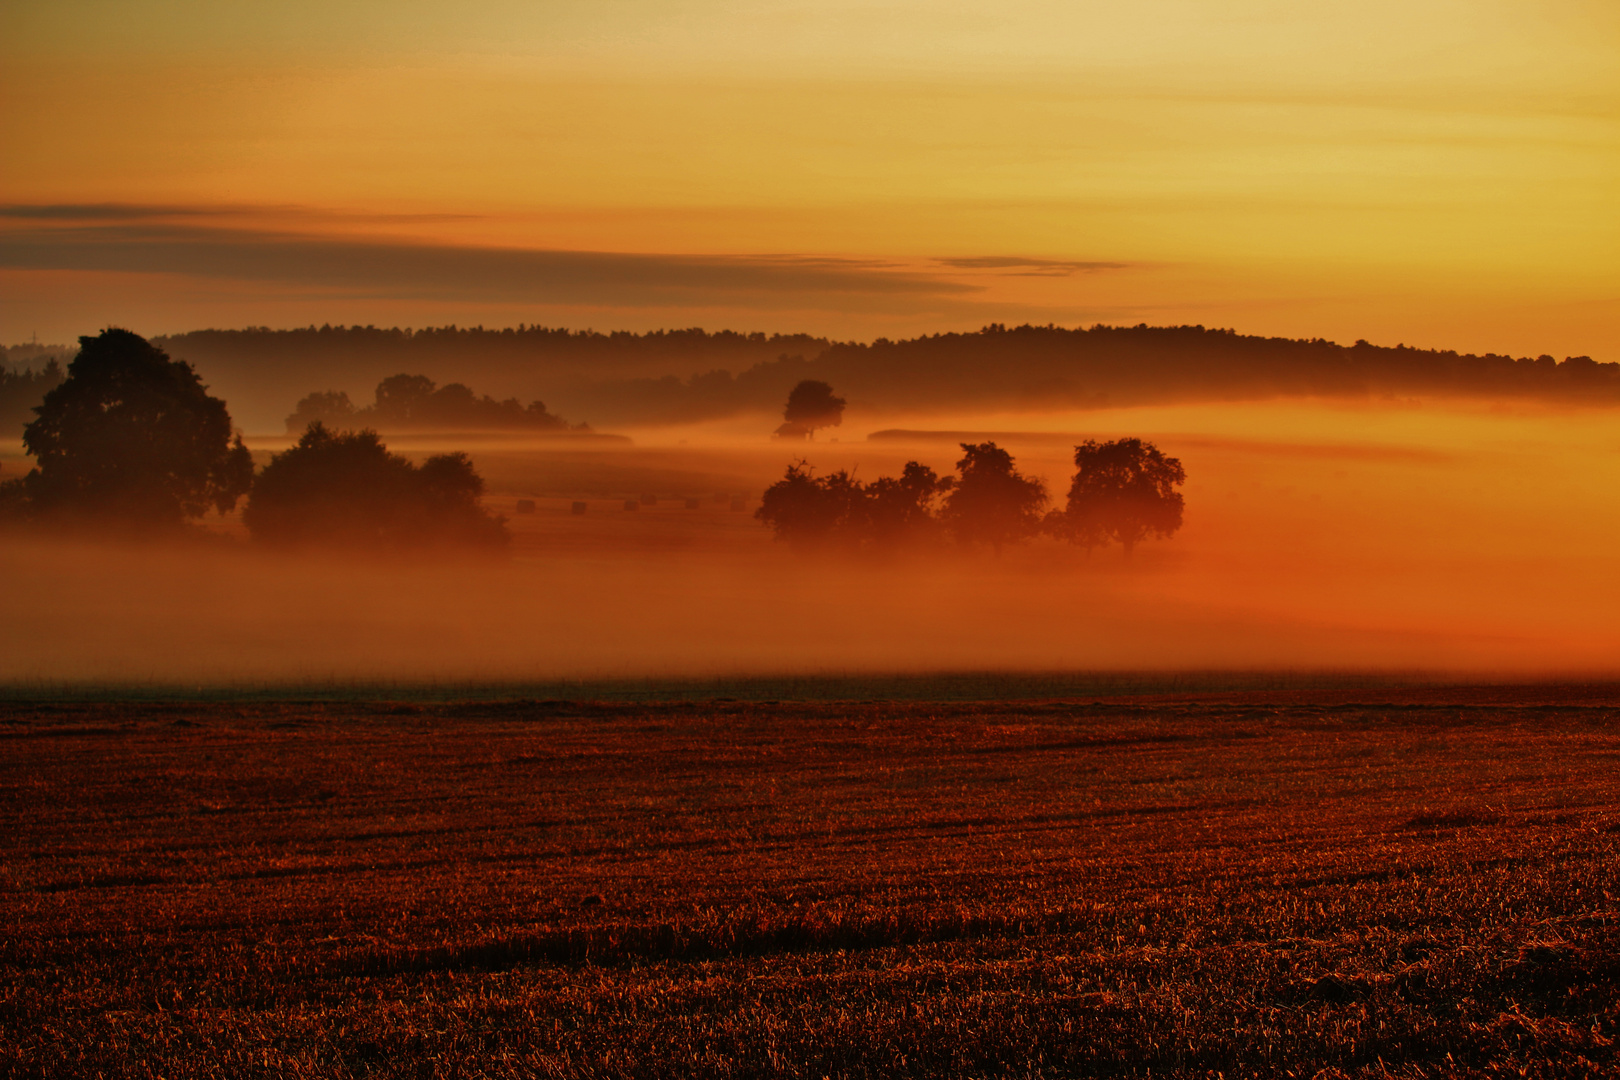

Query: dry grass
left=2, top=691, right=1618, bottom=1077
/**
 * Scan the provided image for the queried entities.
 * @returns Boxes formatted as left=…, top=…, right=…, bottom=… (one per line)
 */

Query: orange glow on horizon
left=1, top=1, right=1615, bottom=356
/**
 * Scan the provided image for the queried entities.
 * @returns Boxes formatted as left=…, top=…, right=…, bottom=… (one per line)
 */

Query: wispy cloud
left=0, top=206, right=994, bottom=313
left=0, top=204, right=224, bottom=221
left=933, top=256, right=1131, bottom=277
left=0, top=204, right=482, bottom=225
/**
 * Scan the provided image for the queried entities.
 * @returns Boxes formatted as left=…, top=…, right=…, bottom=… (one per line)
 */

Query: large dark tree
left=1047, top=437, right=1185, bottom=556
left=755, top=459, right=952, bottom=550
left=753, top=461, right=866, bottom=549
left=777, top=380, right=846, bottom=440
left=17, top=329, right=253, bottom=527
left=865, top=461, right=951, bottom=545
left=243, top=423, right=508, bottom=551
left=939, top=442, right=1047, bottom=554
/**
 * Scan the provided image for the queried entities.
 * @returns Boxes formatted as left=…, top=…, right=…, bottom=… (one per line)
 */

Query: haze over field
left=3, top=1, right=1618, bottom=686
left=4, top=397, right=1618, bottom=684
left=9, top=9, right=1620, bottom=1076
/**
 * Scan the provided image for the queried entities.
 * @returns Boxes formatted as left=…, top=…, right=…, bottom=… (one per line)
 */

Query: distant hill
left=115, top=322, right=1620, bottom=432
left=154, top=325, right=832, bottom=431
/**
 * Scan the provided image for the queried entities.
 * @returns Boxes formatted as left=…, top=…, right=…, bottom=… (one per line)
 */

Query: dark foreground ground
left=3, top=689, right=1619, bottom=1078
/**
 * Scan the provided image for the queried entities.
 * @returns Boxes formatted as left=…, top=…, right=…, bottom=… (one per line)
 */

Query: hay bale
left=640, top=493, right=658, bottom=506
left=515, top=499, right=537, bottom=514
left=684, top=498, right=700, bottom=510
left=571, top=501, right=587, bottom=515
left=623, top=499, right=639, bottom=511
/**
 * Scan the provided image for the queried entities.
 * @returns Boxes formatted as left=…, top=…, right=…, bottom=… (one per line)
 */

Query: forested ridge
left=6, top=322, right=1611, bottom=433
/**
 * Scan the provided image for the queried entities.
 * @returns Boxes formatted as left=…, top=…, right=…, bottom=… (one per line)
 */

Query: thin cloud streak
left=0, top=204, right=238, bottom=221
left=0, top=218, right=1024, bottom=313
left=0, top=203, right=486, bottom=226
left=934, top=256, right=1133, bottom=277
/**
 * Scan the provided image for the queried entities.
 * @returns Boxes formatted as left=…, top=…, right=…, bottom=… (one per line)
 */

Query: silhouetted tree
left=15, top=329, right=252, bottom=527
left=865, top=461, right=952, bottom=545
left=754, top=461, right=865, bottom=549
left=151, top=323, right=1620, bottom=433
left=1047, top=437, right=1185, bottom=557
left=284, top=390, right=356, bottom=433
left=287, top=374, right=579, bottom=433
left=373, top=373, right=437, bottom=422
left=940, top=442, right=1046, bottom=554
left=243, top=423, right=508, bottom=551
left=779, top=380, right=846, bottom=440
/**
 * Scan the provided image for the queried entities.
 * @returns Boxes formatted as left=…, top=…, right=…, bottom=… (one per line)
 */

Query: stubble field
left=3, top=688, right=1618, bottom=1078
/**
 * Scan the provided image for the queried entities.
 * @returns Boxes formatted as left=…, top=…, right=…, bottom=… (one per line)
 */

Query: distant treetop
left=244, top=423, right=509, bottom=552
left=149, top=321, right=1619, bottom=432
left=776, top=380, right=846, bottom=440
left=1046, top=438, right=1185, bottom=556
left=286, top=373, right=588, bottom=434
left=1, top=358, right=65, bottom=438
left=940, top=442, right=1047, bottom=554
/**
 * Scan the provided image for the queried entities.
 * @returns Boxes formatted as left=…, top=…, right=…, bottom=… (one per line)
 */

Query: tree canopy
left=155, top=322, right=1620, bottom=432
left=753, top=461, right=868, bottom=548
left=776, top=380, right=846, bottom=439
left=243, top=423, right=509, bottom=552
left=1046, top=437, right=1185, bottom=556
left=12, top=329, right=252, bottom=527
left=865, top=462, right=952, bottom=546
left=940, top=442, right=1047, bottom=553
left=754, top=447, right=1052, bottom=555
left=286, top=373, right=582, bottom=434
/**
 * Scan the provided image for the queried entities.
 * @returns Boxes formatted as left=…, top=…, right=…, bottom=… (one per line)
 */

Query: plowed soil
left=3, top=690, right=1618, bottom=1077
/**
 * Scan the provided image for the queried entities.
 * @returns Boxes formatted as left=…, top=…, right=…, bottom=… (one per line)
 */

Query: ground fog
left=3, top=400, right=1618, bottom=684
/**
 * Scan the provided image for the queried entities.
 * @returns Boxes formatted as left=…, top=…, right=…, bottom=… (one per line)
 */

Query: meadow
left=3, top=687, right=1618, bottom=1077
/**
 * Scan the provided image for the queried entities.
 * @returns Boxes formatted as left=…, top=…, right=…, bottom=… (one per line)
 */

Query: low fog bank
left=5, top=400, right=1617, bottom=686
left=2, top=537, right=1615, bottom=685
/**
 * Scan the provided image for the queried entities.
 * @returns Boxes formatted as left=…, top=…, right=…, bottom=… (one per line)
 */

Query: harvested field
left=3, top=690, right=1619, bottom=1077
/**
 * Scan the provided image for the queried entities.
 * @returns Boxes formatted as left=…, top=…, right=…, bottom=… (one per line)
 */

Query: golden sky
left=2, top=0, right=1616, bottom=357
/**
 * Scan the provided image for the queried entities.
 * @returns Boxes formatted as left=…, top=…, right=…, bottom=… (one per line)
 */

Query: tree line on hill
left=150, top=324, right=829, bottom=431
left=0, top=330, right=1188, bottom=561
left=0, top=359, right=64, bottom=436
left=124, top=322, right=1618, bottom=432
left=0, top=330, right=508, bottom=553
left=285, top=374, right=587, bottom=434
left=756, top=437, right=1185, bottom=557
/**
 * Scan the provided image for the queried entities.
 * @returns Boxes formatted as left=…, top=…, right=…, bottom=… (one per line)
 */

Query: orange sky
left=2, top=1, right=1616, bottom=356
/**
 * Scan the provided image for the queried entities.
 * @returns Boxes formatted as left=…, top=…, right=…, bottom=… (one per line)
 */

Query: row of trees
left=0, top=359, right=65, bottom=437
left=148, top=322, right=1619, bottom=433
left=286, top=374, right=585, bottom=434
left=247, top=425, right=509, bottom=550
left=1, top=330, right=508, bottom=551
left=756, top=439, right=1185, bottom=556
left=3, top=330, right=1183, bottom=557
